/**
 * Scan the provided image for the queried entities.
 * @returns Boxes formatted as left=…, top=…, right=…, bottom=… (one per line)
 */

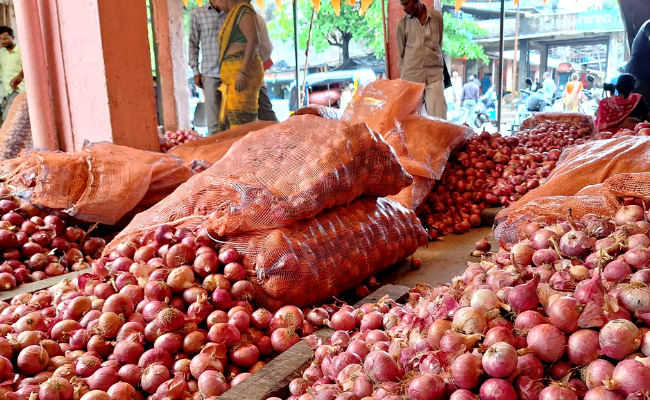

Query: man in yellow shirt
left=0, top=26, right=24, bottom=122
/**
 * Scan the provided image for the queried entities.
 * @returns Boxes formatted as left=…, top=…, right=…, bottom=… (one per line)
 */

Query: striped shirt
left=189, top=5, right=227, bottom=78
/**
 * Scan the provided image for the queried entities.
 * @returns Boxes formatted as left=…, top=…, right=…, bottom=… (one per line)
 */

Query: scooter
left=473, top=88, right=498, bottom=129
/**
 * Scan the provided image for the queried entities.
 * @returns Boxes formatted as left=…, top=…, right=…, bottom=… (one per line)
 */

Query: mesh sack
left=107, top=115, right=413, bottom=248
left=497, top=136, right=650, bottom=225
left=495, top=172, right=650, bottom=243
left=342, top=79, right=425, bottom=135
left=294, top=105, right=342, bottom=120
left=399, top=115, right=473, bottom=180
left=168, top=120, right=276, bottom=166
left=226, top=197, right=428, bottom=310
left=0, top=143, right=193, bottom=225
left=0, top=93, right=32, bottom=161
left=519, top=112, right=596, bottom=134
left=386, top=176, right=436, bottom=211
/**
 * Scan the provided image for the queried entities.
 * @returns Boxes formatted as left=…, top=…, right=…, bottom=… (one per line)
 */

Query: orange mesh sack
left=294, top=105, right=342, bottom=120
left=342, top=79, right=425, bottom=135
left=0, top=93, right=32, bottom=161
left=498, top=136, right=650, bottom=223
left=0, top=143, right=194, bottom=225
left=108, top=115, right=413, bottom=247
left=399, top=115, right=473, bottom=180
left=168, top=120, right=276, bottom=166
left=227, top=197, right=428, bottom=310
left=519, top=112, right=596, bottom=134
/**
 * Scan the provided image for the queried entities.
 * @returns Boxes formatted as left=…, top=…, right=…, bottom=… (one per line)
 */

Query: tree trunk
left=341, top=33, right=352, bottom=63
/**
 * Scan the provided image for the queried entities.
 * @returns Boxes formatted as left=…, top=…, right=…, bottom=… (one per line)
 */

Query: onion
left=251, top=308, right=273, bottom=329
left=483, top=327, right=516, bottom=348
left=363, top=350, right=398, bottom=383
left=610, top=359, right=650, bottom=396
left=511, top=243, right=535, bottom=266
left=197, top=370, right=227, bottom=396
left=165, top=244, right=195, bottom=269
left=517, top=354, right=544, bottom=380
left=17, top=345, right=49, bottom=375
left=155, top=307, right=185, bottom=332
left=426, top=319, right=452, bottom=349
left=190, top=353, right=224, bottom=380
left=482, top=342, right=518, bottom=378
left=508, top=274, right=539, bottom=313
left=539, top=384, right=578, bottom=400
left=624, top=248, right=650, bottom=270
left=270, top=328, right=300, bottom=353
left=38, top=377, right=73, bottom=400
left=515, top=376, right=544, bottom=400
left=524, top=324, right=566, bottom=362
left=476, top=237, right=491, bottom=252
left=615, top=205, right=644, bottom=225
left=599, top=319, right=640, bottom=360
left=439, top=332, right=481, bottom=353
left=140, top=364, right=170, bottom=393
left=230, top=343, right=260, bottom=367
left=514, top=310, right=547, bottom=331
left=450, top=352, right=482, bottom=389
left=452, top=307, right=487, bottom=334
left=560, top=230, right=591, bottom=257
left=406, top=373, right=445, bottom=400
left=530, top=229, right=559, bottom=250
left=548, top=296, right=581, bottom=333
left=208, top=323, right=241, bottom=347
left=102, top=293, right=134, bottom=317
left=584, top=359, right=615, bottom=389
left=87, top=367, right=118, bottom=391
left=329, top=309, right=355, bottom=331
left=479, top=378, right=517, bottom=400
left=618, top=284, right=650, bottom=313
left=470, top=289, right=502, bottom=313
left=138, top=348, right=173, bottom=369
left=532, top=248, right=560, bottom=267
left=583, top=387, right=624, bottom=400
left=567, top=329, right=599, bottom=366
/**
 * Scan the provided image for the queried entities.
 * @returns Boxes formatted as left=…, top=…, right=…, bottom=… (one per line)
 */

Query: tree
left=269, top=1, right=385, bottom=65
left=442, top=12, right=489, bottom=63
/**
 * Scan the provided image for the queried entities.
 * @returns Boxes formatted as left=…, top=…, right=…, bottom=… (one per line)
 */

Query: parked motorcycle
left=474, top=87, right=498, bottom=129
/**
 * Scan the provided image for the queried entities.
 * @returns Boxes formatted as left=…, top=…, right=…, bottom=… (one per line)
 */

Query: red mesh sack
left=0, top=93, right=32, bottom=161
left=294, top=105, right=342, bottom=120
left=0, top=143, right=194, bottom=225
left=168, top=120, right=276, bottom=166
left=342, top=79, right=425, bottom=135
left=519, top=112, right=596, bottom=134
left=227, top=197, right=428, bottom=310
left=107, top=115, right=412, bottom=248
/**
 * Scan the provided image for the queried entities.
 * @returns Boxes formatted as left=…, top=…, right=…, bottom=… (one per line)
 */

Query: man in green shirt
left=0, top=26, right=24, bottom=122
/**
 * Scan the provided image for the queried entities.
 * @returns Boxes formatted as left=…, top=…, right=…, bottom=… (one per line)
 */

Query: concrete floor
left=378, top=226, right=498, bottom=288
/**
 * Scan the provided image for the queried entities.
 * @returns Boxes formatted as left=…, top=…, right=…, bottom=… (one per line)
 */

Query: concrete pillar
left=152, top=0, right=191, bottom=132
left=14, top=0, right=159, bottom=152
left=517, top=39, right=529, bottom=92
left=539, top=44, right=549, bottom=75
left=606, top=32, right=623, bottom=81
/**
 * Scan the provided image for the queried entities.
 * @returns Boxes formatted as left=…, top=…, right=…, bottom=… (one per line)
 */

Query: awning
left=183, top=0, right=374, bottom=16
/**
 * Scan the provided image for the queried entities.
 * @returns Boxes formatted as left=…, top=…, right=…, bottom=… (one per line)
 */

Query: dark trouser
left=258, top=85, right=277, bottom=122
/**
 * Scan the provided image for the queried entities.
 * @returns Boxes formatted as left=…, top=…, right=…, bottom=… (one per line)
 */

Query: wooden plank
left=0, top=269, right=88, bottom=302
left=217, top=283, right=411, bottom=400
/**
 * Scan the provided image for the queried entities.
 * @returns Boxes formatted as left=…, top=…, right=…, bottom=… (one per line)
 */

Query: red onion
left=251, top=308, right=273, bottom=329
left=511, top=243, right=535, bottom=266
left=470, top=289, right=502, bottom=314
left=190, top=353, right=224, bottom=380
left=610, top=359, right=650, bottom=396
left=624, top=248, right=650, bottom=270
left=208, top=323, right=241, bottom=348
left=479, top=378, right=517, bottom=400
left=548, top=296, right=581, bottom=333
left=482, top=342, right=518, bottom=378
left=539, top=384, right=578, bottom=400
left=560, top=230, right=591, bottom=257
left=585, top=359, right=615, bottom=389
left=514, top=310, right=547, bottom=331
left=614, top=205, right=644, bottom=225
left=599, top=319, right=640, bottom=360
left=197, top=370, right=228, bottom=396
left=517, top=353, right=544, bottom=380
left=271, top=328, right=300, bottom=353
left=618, top=284, right=650, bottom=313
left=483, top=327, right=516, bottom=348
left=17, top=345, right=49, bottom=375
left=155, top=307, right=185, bottom=332
left=450, top=389, right=480, bottom=400
left=583, top=387, right=624, bottom=400
left=530, top=229, right=559, bottom=250
left=329, top=309, right=355, bottom=331
left=426, top=319, right=452, bottom=349
left=450, top=352, right=482, bottom=389
left=566, top=329, right=599, bottom=366
left=140, top=364, right=170, bottom=393
left=87, top=367, right=118, bottom=391
left=515, top=376, right=544, bottom=400
left=117, top=364, right=142, bottom=387
left=38, top=377, right=73, bottom=400
left=439, top=332, right=481, bottom=353
left=223, top=262, right=246, bottom=281
left=363, top=350, right=398, bottom=383
left=230, top=343, right=260, bottom=367
left=508, top=274, right=539, bottom=313
left=532, top=248, right=560, bottom=267
left=406, top=373, right=445, bottom=400
left=524, top=324, right=566, bottom=362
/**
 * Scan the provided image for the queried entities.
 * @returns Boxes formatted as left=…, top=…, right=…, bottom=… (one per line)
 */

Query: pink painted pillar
left=386, top=0, right=438, bottom=80
left=13, top=0, right=59, bottom=150
left=153, top=0, right=191, bottom=132
left=14, top=0, right=159, bottom=152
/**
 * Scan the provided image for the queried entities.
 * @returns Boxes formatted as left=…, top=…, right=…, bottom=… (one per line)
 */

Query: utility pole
left=512, top=0, right=520, bottom=96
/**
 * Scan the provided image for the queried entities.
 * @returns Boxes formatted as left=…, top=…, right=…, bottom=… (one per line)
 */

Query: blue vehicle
left=474, top=87, right=497, bottom=129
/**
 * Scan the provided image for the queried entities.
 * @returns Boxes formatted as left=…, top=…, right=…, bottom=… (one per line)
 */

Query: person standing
left=255, top=13, right=277, bottom=122
left=396, top=0, right=446, bottom=119
left=451, top=70, right=463, bottom=109
left=562, top=73, right=585, bottom=112
left=480, top=73, right=492, bottom=95
left=627, top=19, right=650, bottom=104
left=541, top=71, right=557, bottom=103
left=189, top=2, right=227, bottom=135
left=461, top=75, right=479, bottom=124
left=0, top=26, right=24, bottom=123
left=579, top=64, right=589, bottom=89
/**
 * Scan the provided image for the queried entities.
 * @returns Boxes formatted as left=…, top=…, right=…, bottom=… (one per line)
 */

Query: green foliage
left=442, top=12, right=488, bottom=63
left=269, top=1, right=385, bottom=63
left=588, top=0, right=619, bottom=10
